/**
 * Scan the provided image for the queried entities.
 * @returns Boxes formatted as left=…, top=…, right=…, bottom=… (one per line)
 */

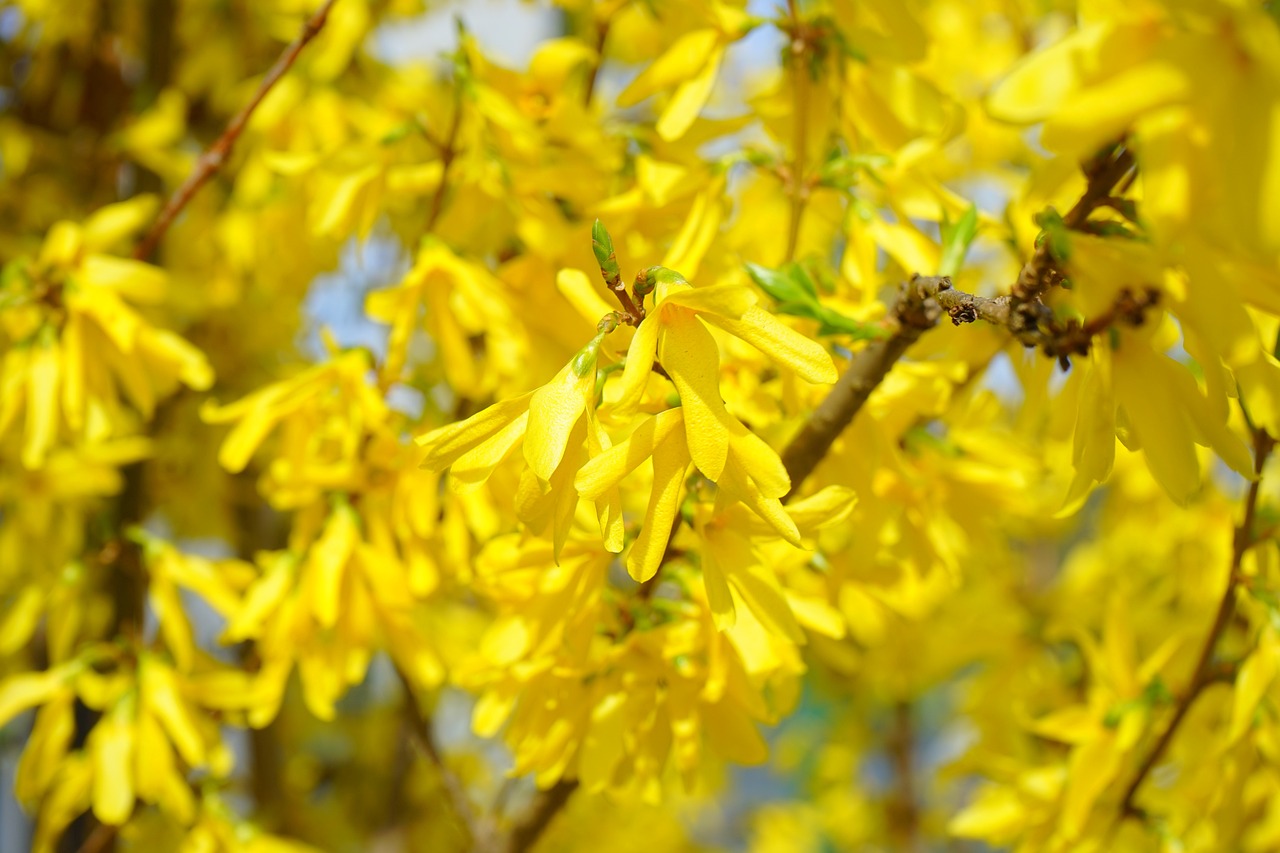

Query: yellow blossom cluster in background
left=2, top=0, right=1280, bottom=851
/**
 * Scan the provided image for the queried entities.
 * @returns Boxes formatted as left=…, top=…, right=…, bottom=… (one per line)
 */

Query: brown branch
left=583, top=19, right=609, bottom=106
left=922, top=276, right=1159, bottom=369
left=1118, top=426, right=1274, bottom=819
left=504, top=780, right=578, bottom=853
left=74, top=822, right=117, bottom=853
left=133, top=0, right=339, bottom=261
left=780, top=141, right=1139, bottom=499
left=781, top=278, right=940, bottom=499
left=1009, top=141, right=1136, bottom=305
left=394, top=666, right=498, bottom=851
left=886, top=701, right=919, bottom=850
left=424, top=87, right=464, bottom=234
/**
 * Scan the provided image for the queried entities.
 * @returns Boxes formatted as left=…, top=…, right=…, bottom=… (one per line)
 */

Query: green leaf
left=744, top=261, right=888, bottom=341
left=938, top=204, right=979, bottom=277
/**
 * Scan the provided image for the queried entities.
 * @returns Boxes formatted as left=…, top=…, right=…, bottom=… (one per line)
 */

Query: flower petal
left=662, top=284, right=756, bottom=320
left=525, top=359, right=593, bottom=482
left=626, top=428, right=692, bottom=582
left=451, top=411, right=529, bottom=489
left=416, top=392, right=533, bottom=471
left=660, top=310, right=731, bottom=481
left=575, top=408, right=685, bottom=499
left=612, top=314, right=661, bottom=415
left=703, top=306, right=837, bottom=383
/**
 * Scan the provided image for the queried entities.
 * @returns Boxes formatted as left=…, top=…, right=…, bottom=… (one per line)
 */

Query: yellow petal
left=141, top=329, right=214, bottom=391
left=986, top=24, right=1108, bottom=123
left=91, top=699, right=136, bottom=825
left=732, top=563, right=804, bottom=644
left=224, top=554, right=294, bottom=642
left=555, top=268, right=615, bottom=325
left=524, top=354, right=595, bottom=481
left=661, top=181, right=724, bottom=280
left=310, top=506, right=358, bottom=628
left=416, top=392, right=533, bottom=471
left=81, top=197, right=160, bottom=252
left=61, top=313, right=85, bottom=432
left=701, top=528, right=738, bottom=630
left=720, top=455, right=801, bottom=546
left=1230, top=631, right=1279, bottom=743
left=580, top=691, right=632, bottom=792
left=660, top=310, right=731, bottom=480
left=81, top=255, right=168, bottom=304
left=1113, top=343, right=1199, bottom=503
left=587, top=412, right=625, bottom=553
left=22, top=338, right=60, bottom=469
left=657, top=46, right=724, bottom=141
left=140, top=659, right=205, bottom=767
left=727, top=427, right=791, bottom=500
left=1042, top=60, right=1189, bottom=154
left=612, top=314, right=661, bottom=415
left=451, top=411, right=529, bottom=488
left=626, top=427, right=692, bottom=582
left=15, top=694, right=75, bottom=805
left=0, top=668, right=72, bottom=729
left=702, top=306, right=836, bottom=384
left=149, top=578, right=194, bottom=672
left=617, top=29, right=721, bottom=107
left=575, top=407, right=685, bottom=499
left=661, top=284, right=756, bottom=319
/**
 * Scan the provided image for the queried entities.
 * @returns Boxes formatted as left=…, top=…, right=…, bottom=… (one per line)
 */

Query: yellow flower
left=417, top=331, right=623, bottom=556
left=571, top=267, right=836, bottom=579
left=615, top=2, right=757, bottom=143
left=614, top=266, right=834, bottom=485
left=200, top=345, right=388, bottom=505
left=0, top=204, right=212, bottom=468
left=460, top=535, right=799, bottom=800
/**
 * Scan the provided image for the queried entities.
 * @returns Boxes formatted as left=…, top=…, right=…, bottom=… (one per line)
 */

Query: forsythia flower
left=458, top=535, right=801, bottom=800
left=199, top=343, right=387, bottom=497
left=615, top=2, right=757, bottom=141
left=0, top=202, right=212, bottom=467
left=0, top=648, right=234, bottom=838
left=417, top=329, right=622, bottom=557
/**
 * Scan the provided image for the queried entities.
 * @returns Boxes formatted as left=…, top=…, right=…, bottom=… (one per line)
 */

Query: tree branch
left=1118, top=425, right=1274, bottom=819
left=424, top=85, right=464, bottom=234
left=781, top=140, right=1140, bottom=499
left=886, top=700, right=919, bottom=849
left=394, top=666, right=498, bottom=851
left=133, top=0, right=339, bottom=261
left=503, top=780, right=579, bottom=853
left=583, top=19, right=609, bottom=106
left=781, top=277, right=940, bottom=499
left=1009, top=141, right=1136, bottom=305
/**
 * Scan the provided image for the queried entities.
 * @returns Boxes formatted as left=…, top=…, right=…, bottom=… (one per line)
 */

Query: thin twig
left=917, top=275, right=1159, bottom=368
left=133, top=0, right=339, bottom=261
left=75, top=822, right=117, bottom=853
left=505, top=780, right=579, bottom=853
left=783, top=0, right=810, bottom=262
left=1009, top=142, right=1135, bottom=305
left=394, top=666, right=498, bottom=851
left=424, top=86, right=464, bottom=234
left=780, top=141, right=1138, bottom=499
left=781, top=279, right=939, bottom=499
left=583, top=19, right=609, bottom=106
left=1118, top=426, right=1274, bottom=818
left=886, top=701, right=919, bottom=850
